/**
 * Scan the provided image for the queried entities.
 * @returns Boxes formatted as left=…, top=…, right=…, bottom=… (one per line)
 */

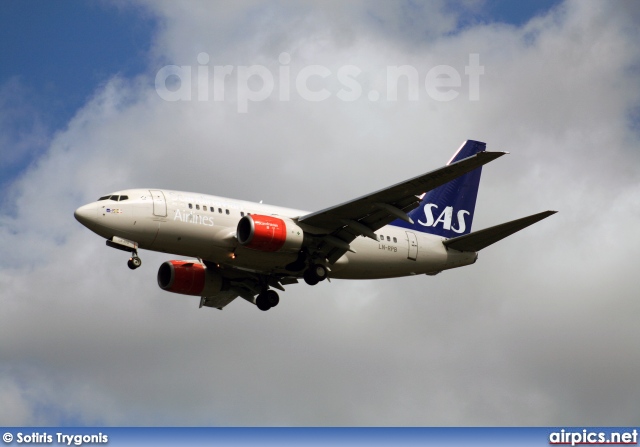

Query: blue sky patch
left=0, top=1, right=156, bottom=187
left=0, top=0, right=156, bottom=130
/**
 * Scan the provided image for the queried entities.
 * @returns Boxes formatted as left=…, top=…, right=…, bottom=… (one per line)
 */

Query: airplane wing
left=297, top=150, right=507, bottom=263
left=443, top=210, right=557, bottom=252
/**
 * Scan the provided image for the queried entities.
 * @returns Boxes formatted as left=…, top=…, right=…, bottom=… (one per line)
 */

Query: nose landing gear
left=127, top=253, right=142, bottom=270
left=106, top=237, right=142, bottom=270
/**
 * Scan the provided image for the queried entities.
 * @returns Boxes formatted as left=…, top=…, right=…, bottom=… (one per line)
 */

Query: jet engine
left=236, top=214, right=304, bottom=253
left=157, top=260, right=223, bottom=296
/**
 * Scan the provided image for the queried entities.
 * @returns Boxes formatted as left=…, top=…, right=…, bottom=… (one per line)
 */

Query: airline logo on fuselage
left=174, top=209, right=214, bottom=226
left=418, top=203, right=469, bottom=233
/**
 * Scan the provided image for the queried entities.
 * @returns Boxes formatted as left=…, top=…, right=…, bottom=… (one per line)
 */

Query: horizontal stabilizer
left=443, top=210, right=557, bottom=252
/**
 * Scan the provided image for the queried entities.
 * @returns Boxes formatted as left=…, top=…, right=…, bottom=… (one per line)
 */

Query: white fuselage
left=74, top=189, right=477, bottom=279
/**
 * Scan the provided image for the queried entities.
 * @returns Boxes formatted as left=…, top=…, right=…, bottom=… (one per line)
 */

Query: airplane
left=74, top=140, right=556, bottom=312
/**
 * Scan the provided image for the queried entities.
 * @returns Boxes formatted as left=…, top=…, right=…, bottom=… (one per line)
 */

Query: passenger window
left=393, top=237, right=397, bottom=243
left=210, top=207, right=214, bottom=212
left=189, top=203, right=192, bottom=209
left=196, top=204, right=200, bottom=210
left=241, top=212, right=245, bottom=217
left=218, top=208, right=222, bottom=213
left=387, top=236, right=390, bottom=241
left=225, top=209, right=230, bottom=215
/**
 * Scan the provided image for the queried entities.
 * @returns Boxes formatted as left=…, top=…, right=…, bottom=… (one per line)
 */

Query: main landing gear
left=256, top=289, right=279, bottom=311
left=285, top=250, right=329, bottom=286
left=303, top=263, right=328, bottom=286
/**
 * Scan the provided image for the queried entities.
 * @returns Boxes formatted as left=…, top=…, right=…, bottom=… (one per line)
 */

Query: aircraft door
left=406, top=231, right=418, bottom=261
left=149, top=190, right=167, bottom=217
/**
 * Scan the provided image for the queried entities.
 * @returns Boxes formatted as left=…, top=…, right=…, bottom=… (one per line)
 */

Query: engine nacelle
left=157, top=260, right=223, bottom=296
left=236, top=214, right=304, bottom=253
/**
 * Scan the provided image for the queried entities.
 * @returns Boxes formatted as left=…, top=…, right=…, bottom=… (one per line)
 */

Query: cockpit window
left=98, top=194, right=128, bottom=201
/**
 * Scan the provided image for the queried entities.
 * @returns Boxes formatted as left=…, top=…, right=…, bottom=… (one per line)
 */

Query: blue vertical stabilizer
left=390, top=140, right=486, bottom=238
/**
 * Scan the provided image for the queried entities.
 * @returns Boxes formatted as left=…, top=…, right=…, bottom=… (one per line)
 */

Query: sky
left=1, top=0, right=640, bottom=426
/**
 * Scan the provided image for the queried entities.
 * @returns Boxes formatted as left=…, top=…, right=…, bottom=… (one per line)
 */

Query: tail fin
left=390, top=140, right=486, bottom=238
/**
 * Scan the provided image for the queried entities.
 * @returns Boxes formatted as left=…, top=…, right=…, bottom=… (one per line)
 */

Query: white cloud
left=1, top=0, right=639, bottom=425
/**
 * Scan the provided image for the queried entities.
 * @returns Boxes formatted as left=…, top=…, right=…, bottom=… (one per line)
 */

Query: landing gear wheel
left=265, top=290, right=279, bottom=307
left=128, top=256, right=142, bottom=270
left=312, top=264, right=328, bottom=281
left=303, top=264, right=327, bottom=285
left=256, top=293, right=271, bottom=311
left=303, top=269, right=320, bottom=286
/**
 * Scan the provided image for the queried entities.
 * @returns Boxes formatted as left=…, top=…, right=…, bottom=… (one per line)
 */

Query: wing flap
left=443, top=210, right=557, bottom=252
left=200, top=293, right=238, bottom=310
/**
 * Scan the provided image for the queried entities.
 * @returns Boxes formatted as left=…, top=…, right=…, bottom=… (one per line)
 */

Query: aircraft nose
left=74, top=203, right=97, bottom=226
